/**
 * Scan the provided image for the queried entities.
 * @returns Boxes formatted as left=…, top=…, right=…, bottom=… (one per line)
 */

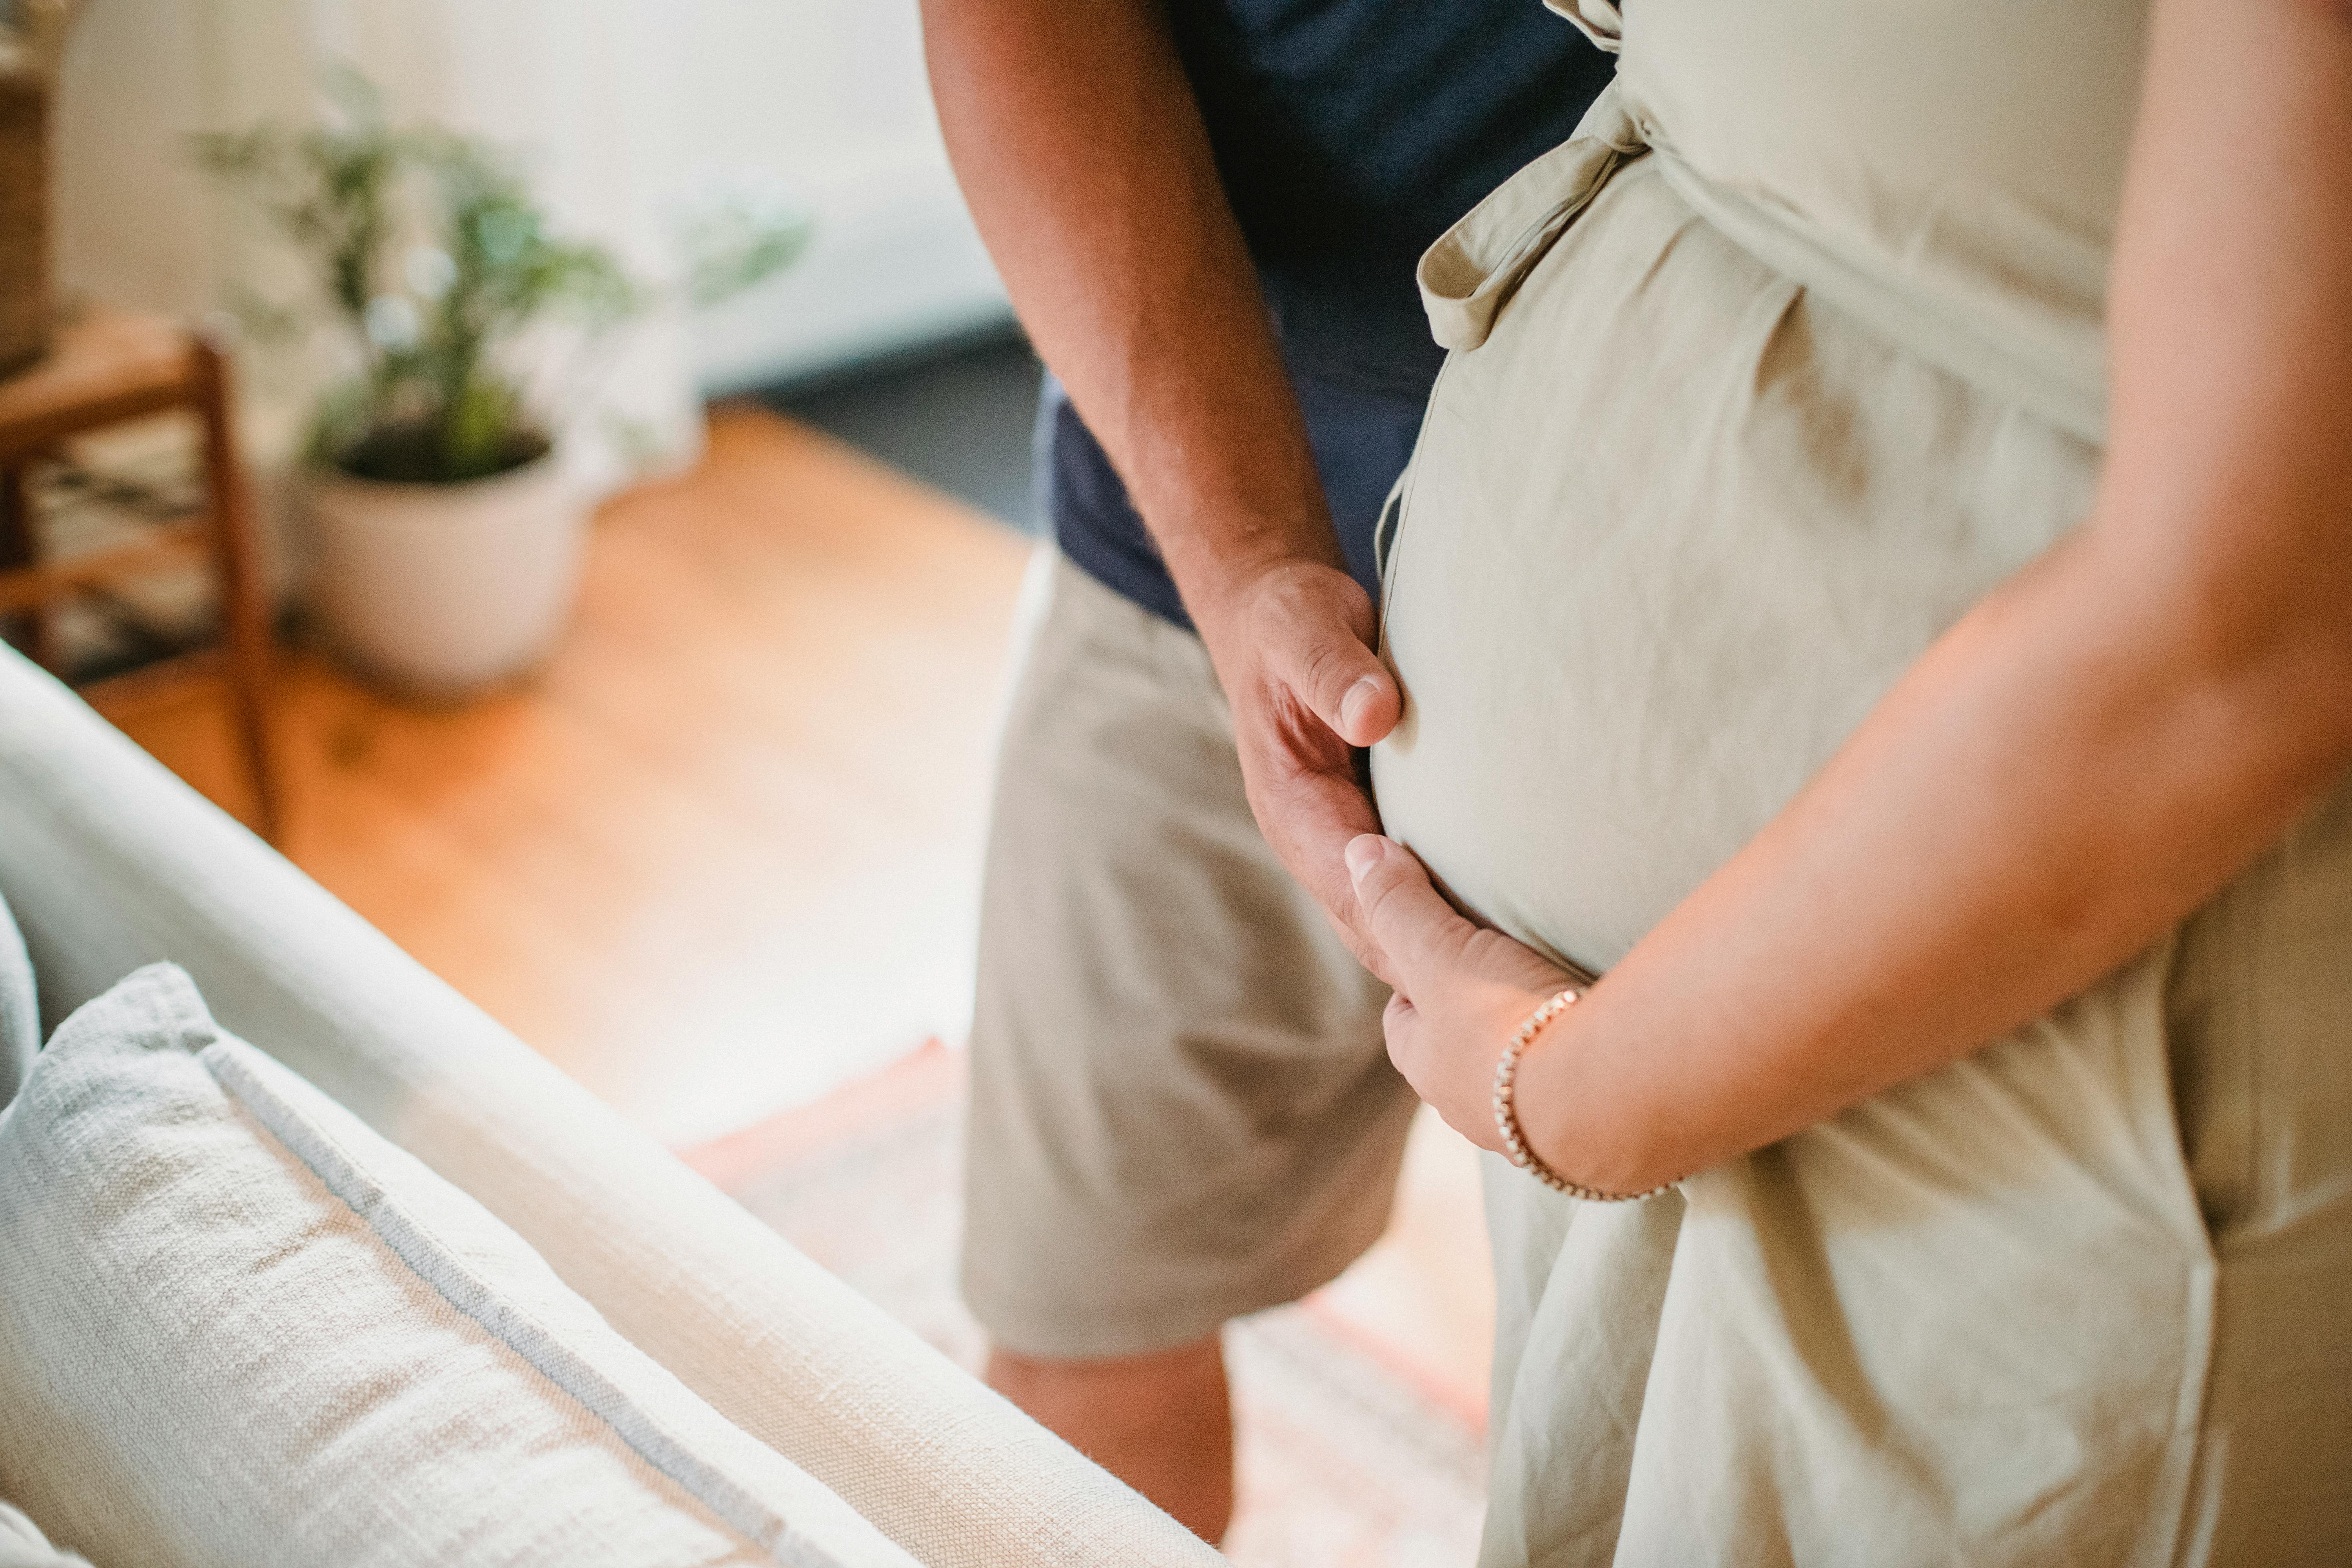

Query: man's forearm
left=922, top=0, right=1404, bottom=967
left=918, top=0, right=1342, bottom=603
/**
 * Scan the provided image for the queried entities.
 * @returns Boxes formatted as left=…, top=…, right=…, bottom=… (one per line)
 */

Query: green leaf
left=192, top=64, right=650, bottom=487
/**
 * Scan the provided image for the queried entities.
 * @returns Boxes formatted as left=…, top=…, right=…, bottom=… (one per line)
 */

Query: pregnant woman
left=1346, top=0, right=2352, bottom=1561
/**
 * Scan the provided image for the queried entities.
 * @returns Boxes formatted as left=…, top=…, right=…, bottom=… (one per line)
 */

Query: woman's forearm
left=1526, top=518, right=2352, bottom=1193
left=1521, top=0, right=2352, bottom=1194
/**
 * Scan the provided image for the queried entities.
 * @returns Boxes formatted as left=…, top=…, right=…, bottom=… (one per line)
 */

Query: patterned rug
left=680, top=1044, right=1488, bottom=1566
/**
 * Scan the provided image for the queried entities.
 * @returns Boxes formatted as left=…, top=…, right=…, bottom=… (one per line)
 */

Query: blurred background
left=58, top=0, right=1027, bottom=469
left=19, top=0, right=1044, bottom=1131
left=3, top=4, right=1492, bottom=1560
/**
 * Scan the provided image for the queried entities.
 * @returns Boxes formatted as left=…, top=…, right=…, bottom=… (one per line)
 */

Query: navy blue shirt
left=1053, top=0, right=1615, bottom=627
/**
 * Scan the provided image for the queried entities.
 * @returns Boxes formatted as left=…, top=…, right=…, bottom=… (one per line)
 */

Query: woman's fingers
left=1380, top=989, right=1422, bottom=1064
left=1349, top=832, right=1585, bottom=996
left=1353, top=834, right=1578, bottom=1154
left=1345, top=833, right=1481, bottom=992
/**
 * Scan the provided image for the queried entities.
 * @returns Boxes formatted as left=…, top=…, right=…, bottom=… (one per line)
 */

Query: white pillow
left=0, top=1502, right=89, bottom=1568
left=0, top=964, right=916, bottom=1568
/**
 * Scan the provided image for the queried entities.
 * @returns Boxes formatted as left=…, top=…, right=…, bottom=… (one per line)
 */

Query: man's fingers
left=1344, top=833, right=1476, bottom=992
left=1321, top=905, right=1399, bottom=989
left=1334, top=669, right=1403, bottom=749
left=1261, top=579, right=1401, bottom=748
left=1207, top=560, right=1414, bottom=974
left=1240, top=741, right=1405, bottom=984
left=1264, top=768, right=1399, bottom=985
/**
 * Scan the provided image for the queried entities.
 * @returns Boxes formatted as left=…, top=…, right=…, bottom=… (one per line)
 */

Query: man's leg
left=985, top=1336, right=1232, bottom=1541
left=960, top=554, right=1413, bottom=1541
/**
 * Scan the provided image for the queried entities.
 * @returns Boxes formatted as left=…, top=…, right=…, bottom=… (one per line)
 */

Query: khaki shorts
left=959, top=553, right=1408, bottom=1359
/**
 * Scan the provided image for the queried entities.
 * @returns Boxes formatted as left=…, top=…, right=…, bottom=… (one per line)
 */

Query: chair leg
left=191, top=335, right=283, bottom=843
left=0, top=463, right=58, bottom=671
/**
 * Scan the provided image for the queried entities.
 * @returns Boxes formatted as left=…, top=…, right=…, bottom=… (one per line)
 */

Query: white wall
left=51, top=0, right=1007, bottom=435
left=668, top=0, right=1012, bottom=394
left=53, top=0, right=300, bottom=327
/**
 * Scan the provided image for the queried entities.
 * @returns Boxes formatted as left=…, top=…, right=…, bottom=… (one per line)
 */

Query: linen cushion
left=0, top=1503, right=89, bottom=1568
left=0, top=646, right=1221, bottom=1568
left=0, top=882, right=34, bottom=1108
left=0, top=964, right=914, bottom=1568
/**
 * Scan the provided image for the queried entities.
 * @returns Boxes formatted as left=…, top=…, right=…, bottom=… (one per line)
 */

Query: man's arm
left=920, top=0, right=1403, bottom=974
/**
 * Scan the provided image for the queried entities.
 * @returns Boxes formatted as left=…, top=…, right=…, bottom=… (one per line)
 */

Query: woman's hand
left=1345, top=833, right=1575, bottom=1153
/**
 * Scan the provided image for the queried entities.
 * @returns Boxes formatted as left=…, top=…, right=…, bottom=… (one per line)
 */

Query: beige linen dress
left=1368, top=2, right=2352, bottom=1563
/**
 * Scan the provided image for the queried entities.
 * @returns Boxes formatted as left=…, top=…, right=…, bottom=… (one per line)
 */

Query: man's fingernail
left=1340, top=675, right=1381, bottom=731
left=1345, top=834, right=1386, bottom=880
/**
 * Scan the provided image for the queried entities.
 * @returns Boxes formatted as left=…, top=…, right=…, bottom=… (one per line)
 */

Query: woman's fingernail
left=1345, top=834, right=1386, bottom=880
left=1340, top=675, right=1381, bottom=732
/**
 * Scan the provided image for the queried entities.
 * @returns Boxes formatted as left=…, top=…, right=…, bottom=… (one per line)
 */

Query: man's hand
left=1193, top=558, right=1404, bottom=980
left=1344, top=832, right=1575, bottom=1151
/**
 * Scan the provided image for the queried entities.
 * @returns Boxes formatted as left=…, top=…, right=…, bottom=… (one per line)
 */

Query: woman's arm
left=1356, top=0, right=2352, bottom=1194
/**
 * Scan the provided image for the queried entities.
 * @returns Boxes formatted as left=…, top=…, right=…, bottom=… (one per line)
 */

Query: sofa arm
left=0, top=648, right=1220, bottom=1568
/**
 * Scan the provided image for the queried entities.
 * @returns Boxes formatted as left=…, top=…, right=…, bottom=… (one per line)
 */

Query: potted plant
left=197, top=76, right=809, bottom=697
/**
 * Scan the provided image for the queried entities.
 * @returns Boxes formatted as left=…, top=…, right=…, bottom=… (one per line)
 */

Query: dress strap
left=1541, top=0, right=1624, bottom=53
left=1417, top=83, right=1646, bottom=352
left=1417, top=71, right=2109, bottom=443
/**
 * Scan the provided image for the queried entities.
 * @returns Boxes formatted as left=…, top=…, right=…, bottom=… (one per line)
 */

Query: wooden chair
left=0, top=306, right=279, bottom=839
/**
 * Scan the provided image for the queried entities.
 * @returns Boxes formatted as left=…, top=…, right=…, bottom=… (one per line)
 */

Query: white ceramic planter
left=304, top=452, right=588, bottom=700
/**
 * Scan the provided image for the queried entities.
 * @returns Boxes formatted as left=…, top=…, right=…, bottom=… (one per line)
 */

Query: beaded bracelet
left=1492, top=987, right=1677, bottom=1202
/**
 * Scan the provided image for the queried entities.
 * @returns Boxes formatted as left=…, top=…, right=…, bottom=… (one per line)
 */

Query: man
left=921, top=0, right=1613, bottom=1539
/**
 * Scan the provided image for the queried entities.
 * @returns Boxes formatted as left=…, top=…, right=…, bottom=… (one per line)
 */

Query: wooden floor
left=100, top=407, right=1032, bottom=1143
left=97, top=402, right=1495, bottom=1415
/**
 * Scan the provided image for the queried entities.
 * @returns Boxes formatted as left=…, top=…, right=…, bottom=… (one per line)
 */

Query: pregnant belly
left=1369, top=158, right=2096, bottom=976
